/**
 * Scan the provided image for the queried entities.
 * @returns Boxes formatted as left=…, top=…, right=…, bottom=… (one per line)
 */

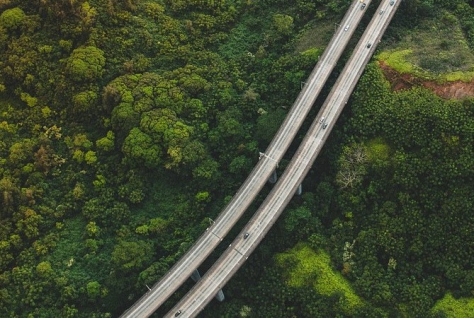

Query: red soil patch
left=378, top=61, right=474, bottom=100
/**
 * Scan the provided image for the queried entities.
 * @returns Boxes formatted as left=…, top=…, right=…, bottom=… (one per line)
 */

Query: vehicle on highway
left=175, top=310, right=182, bottom=317
left=361, top=3, right=366, bottom=9
left=380, top=9, right=384, bottom=14
left=390, top=0, right=394, bottom=5
left=323, top=122, right=328, bottom=129
left=244, top=233, right=249, bottom=239
left=344, top=25, right=349, bottom=31
left=319, top=117, right=325, bottom=124
left=366, top=43, right=371, bottom=48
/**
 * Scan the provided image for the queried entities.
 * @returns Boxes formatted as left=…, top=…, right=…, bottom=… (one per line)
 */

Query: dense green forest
left=0, top=0, right=473, bottom=317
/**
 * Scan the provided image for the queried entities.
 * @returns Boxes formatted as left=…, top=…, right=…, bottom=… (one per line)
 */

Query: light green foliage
left=36, top=261, right=52, bottom=277
left=85, top=221, right=100, bottom=237
left=192, top=158, right=219, bottom=180
left=41, top=106, right=52, bottom=118
left=66, top=46, right=106, bottom=82
left=78, top=1, right=97, bottom=30
left=301, top=47, right=322, bottom=61
left=276, top=243, right=364, bottom=312
left=0, top=121, right=17, bottom=134
left=366, top=138, right=390, bottom=162
left=431, top=292, right=474, bottom=317
left=377, top=50, right=415, bottom=74
left=22, top=163, right=34, bottom=174
left=20, top=92, right=38, bottom=107
left=58, top=39, right=73, bottom=52
left=9, top=138, right=35, bottom=164
left=0, top=7, right=25, bottom=29
left=16, top=208, right=43, bottom=239
left=72, top=149, right=84, bottom=163
left=72, top=182, right=85, bottom=200
left=122, top=127, right=162, bottom=168
left=72, top=90, right=98, bottom=113
left=38, top=45, right=53, bottom=54
left=135, top=225, right=149, bottom=235
left=195, top=191, right=210, bottom=202
left=229, top=155, right=252, bottom=175
left=73, top=133, right=93, bottom=149
left=135, top=217, right=168, bottom=235
left=96, top=131, right=115, bottom=151
left=444, top=70, right=474, bottom=82
left=92, top=174, right=105, bottom=188
left=84, top=150, right=97, bottom=164
left=128, top=189, right=145, bottom=203
left=272, top=14, right=294, bottom=36
left=148, top=217, right=167, bottom=234
left=86, top=281, right=101, bottom=299
left=111, top=240, right=153, bottom=271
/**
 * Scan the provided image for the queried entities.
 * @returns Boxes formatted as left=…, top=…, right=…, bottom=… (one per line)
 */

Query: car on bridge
left=361, top=3, right=366, bottom=9
left=323, top=122, right=328, bottom=129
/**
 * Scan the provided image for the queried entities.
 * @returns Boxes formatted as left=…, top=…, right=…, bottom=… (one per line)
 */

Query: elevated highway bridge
left=165, top=0, right=401, bottom=316
left=121, top=0, right=372, bottom=316
left=122, top=0, right=400, bottom=316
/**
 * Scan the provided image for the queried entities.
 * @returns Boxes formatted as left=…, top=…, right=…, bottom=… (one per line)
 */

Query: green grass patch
left=366, top=137, right=390, bottom=162
left=431, top=292, right=474, bottom=317
left=293, top=20, right=334, bottom=54
left=275, top=242, right=364, bottom=312
left=378, top=11, right=474, bottom=83
left=377, top=50, right=415, bottom=74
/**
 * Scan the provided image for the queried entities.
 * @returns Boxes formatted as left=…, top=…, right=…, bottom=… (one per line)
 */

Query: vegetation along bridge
left=122, top=0, right=400, bottom=317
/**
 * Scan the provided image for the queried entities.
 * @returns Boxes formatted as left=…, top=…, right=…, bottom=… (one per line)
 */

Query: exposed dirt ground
left=379, top=61, right=474, bottom=100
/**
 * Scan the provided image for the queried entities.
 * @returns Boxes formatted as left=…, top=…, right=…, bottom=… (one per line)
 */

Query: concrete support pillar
left=295, top=183, right=303, bottom=196
left=190, top=269, right=201, bottom=282
left=190, top=269, right=225, bottom=302
left=268, top=170, right=277, bottom=184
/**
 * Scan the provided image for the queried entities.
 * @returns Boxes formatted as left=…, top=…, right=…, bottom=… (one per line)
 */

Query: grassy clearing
left=293, top=20, right=334, bottom=53
left=431, top=292, right=474, bottom=317
left=366, top=137, right=390, bottom=162
left=377, top=11, right=474, bottom=83
left=275, top=242, right=364, bottom=312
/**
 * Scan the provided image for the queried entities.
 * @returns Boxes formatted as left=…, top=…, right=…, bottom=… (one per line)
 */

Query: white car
left=319, top=117, right=325, bottom=124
